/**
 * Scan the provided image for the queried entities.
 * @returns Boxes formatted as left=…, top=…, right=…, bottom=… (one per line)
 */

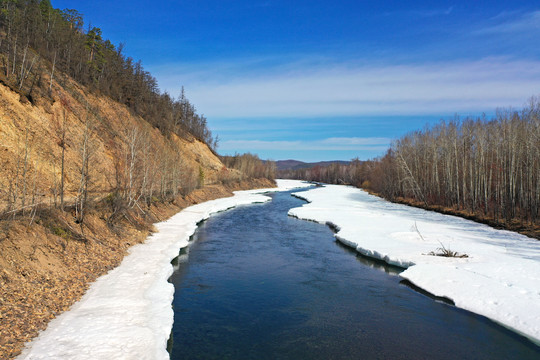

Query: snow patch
left=288, top=184, right=540, bottom=345
left=18, top=180, right=310, bottom=360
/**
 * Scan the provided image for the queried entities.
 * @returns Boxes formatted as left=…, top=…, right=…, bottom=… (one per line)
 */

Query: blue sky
left=51, top=1, right=540, bottom=161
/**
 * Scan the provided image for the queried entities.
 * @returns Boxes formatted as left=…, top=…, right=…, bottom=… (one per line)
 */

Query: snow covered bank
left=18, top=180, right=309, bottom=360
left=288, top=184, right=540, bottom=345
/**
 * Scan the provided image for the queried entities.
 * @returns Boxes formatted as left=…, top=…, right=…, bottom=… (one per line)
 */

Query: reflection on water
left=168, top=190, right=540, bottom=360
left=334, top=239, right=403, bottom=276
left=170, top=247, right=189, bottom=272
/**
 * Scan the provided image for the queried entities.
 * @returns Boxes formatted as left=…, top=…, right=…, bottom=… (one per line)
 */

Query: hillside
left=0, top=33, right=275, bottom=360
left=0, top=74, right=274, bottom=358
left=0, top=79, right=223, bottom=201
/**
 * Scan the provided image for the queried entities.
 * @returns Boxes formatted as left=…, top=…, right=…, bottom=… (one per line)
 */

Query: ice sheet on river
left=288, top=184, right=540, bottom=345
left=18, top=180, right=309, bottom=360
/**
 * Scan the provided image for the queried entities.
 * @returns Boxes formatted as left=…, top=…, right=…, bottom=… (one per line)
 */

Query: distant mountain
left=276, top=159, right=351, bottom=171
left=275, top=160, right=307, bottom=170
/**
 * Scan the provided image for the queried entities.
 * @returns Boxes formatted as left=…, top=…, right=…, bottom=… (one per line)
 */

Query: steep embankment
left=0, top=74, right=273, bottom=358
left=0, top=74, right=226, bottom=198
left=0, top=181, right=272, bottom=359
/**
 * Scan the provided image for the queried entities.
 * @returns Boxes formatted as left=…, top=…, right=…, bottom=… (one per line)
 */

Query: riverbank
left=14, top=180, right=305, bottom=360
left=168, top=186, right=539, bottom=359
left=0, top=178, right=275, bottom=359
left=288, top=184, right=540, bottom=346
left=387, top=195, right=540, bottom=240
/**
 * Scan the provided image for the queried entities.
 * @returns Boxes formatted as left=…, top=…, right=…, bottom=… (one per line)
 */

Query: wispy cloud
left=156, top=58, right=540, bottom=118
left=476, top=10, right=540, bottom=34
left=220, top=137, right=391, bottom=152
left=385, top=6, right=454, bottom=18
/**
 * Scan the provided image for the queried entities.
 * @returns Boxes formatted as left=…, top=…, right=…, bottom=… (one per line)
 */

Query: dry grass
left=0, top=70, right=276, bottom=358
left=0, top=178, right=274, bottom=359
left=389, top=197, right=540, bottom=240
left=426, top=247, right=469, bottom=258
left=413, top=222, right=469, bottom=258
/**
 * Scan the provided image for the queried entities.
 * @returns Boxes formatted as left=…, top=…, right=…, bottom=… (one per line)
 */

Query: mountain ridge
left=276, top=159, right=351, bottom=171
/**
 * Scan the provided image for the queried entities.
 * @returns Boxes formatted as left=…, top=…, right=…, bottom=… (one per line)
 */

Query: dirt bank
left=358, top=187, right=539, bottom=240
left=0, top=179, right=275, bottom=359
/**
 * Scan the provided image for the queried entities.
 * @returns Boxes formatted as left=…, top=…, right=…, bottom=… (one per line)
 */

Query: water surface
left=169, top=189, right=540, bottom=359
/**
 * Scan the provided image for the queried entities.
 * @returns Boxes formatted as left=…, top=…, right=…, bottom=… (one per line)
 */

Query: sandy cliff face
left=0, top=70, right=262, bottom=358
left=0, top=75, right=225, bottom=208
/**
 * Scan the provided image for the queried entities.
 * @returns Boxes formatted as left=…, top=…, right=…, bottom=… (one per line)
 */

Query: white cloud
left=477, top=10, right=540, bottom=34
left=220, top=137, right=391, bottom=152
left=154, top=57, right=540, bottom=118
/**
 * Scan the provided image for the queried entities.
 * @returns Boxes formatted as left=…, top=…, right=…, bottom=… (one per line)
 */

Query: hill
left=0, top=77, right=275, bottom=358
left=0, top=67, right=272, bottom=359
left=0, top=2, right=275, bottom=358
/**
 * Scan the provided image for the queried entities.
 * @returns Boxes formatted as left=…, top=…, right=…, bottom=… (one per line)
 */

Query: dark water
left=168, top=189, right=540, bottom=359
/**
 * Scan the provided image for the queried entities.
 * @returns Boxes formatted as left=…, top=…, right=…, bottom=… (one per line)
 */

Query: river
left=168, top=188, right=540, bottom=359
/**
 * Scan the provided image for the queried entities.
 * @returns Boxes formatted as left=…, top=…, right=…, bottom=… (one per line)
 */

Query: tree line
left=280, top=98, right=540, bottom=231
left=220, top=153, right=276, bottom=182
left=0, top=0, right=216, bottom=148
left=2, top=97, right=201, bottom=229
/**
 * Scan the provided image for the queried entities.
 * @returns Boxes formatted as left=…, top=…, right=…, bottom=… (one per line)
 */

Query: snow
left=19, top=180, right=539, bottom=357
left=17, top=180, right=310, bottom=360
left=288, top=184, right=540, bottom=345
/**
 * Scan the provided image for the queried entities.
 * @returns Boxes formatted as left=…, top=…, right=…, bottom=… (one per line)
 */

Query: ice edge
left=287, top=184, right=540, bottom=347
left=17, top=180, right=311, bottom=360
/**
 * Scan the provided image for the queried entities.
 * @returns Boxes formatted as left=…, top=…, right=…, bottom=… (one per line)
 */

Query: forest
left=0, top=0, right=216, bottom=147
left=0, top=0, right=277, bottom=226
left=0, top=0, right=537, bottom=234
left=0, top=3, right=277, bottom=356
left=280, top=99, right=540, bottom=237
left=220, top=153, right=276, bottom=182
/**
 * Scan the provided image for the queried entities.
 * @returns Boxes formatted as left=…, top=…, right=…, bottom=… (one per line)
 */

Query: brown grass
left=372, top=193, right=540, bottom=240
left=0, top=64, right=276, bottom=358
left=0, top=178, right=274, bottom=359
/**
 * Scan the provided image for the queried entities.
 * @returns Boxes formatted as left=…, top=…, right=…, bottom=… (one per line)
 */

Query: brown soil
left=0, top=50, right=277, bottom=359
left=399, top=198, right=540, bottom=240
left=0, top=178, right=275, bottom=359
left=0, top=77, right=228, bottom=213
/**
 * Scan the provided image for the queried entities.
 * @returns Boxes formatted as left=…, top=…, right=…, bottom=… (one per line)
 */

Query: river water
left=168, top=189, right=540, bottom=359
